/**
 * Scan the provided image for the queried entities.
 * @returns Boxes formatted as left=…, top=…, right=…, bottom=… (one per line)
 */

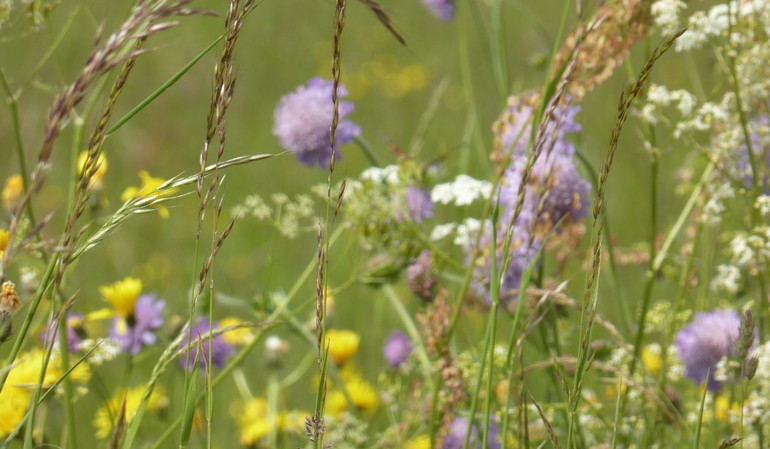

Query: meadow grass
left=1, top=0, right=770, bottom=448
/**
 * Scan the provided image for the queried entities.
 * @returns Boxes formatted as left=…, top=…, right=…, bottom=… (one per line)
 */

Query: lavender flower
left=406, top=250, right=435, bottom=300
left=42, top=313, right=85, bottom=352
left=179, top=318, right=234, bottom=371
left=496, top=94, right=582, bottom=159
left=383, top=330, right=413, bottom=368
left=112, top=294, right=165, bottom=355
left=442, top=417, right=501, bottom=449
left=675, top=309, right=742, bottom=391
left=422, top=0, right=455, bottom=21
left=468, top=227, right=541, bottom=305
left=504, top=155, right=591, bottom=229
left=405, top=186, right=434, bottom=223
left=273, top=77, right=361, bottom=168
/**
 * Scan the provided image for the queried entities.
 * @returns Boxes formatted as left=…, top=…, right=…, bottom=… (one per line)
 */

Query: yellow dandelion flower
left=326, top=390, right=347, bottom=418
left=99, top=277, right=142, bottom=318
left=642, top=345, right=662, bottom=376
left=7, top=349, right=63, bottom=390
left=326, top=377, right=378, bottom=417
left=325, top=329, right=360, bottom=365
left=220, top=317, right=253, bottom=346
left=0, top=387, right=29, bottom=437
left=0, top=348, right=83, bottom=437
left=237, top=398, right=270, bottom=445
left=93, top=386, right=167, bottom=439
left=406, top=435, right=431, bottom=449
left=121, top=171, right=177, bottom=219
left=77, top=151, right=108, bottom=189
left=278, top=410, right=307, bottom=433
left=2, top=174, right=23, bottom=210
left=0, top=229, right=8, bottom=258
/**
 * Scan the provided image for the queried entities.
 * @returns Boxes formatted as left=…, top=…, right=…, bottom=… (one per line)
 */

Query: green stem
left=352, top=136, right=380, bottom=167
left=382, top=285, right=435, bottom=390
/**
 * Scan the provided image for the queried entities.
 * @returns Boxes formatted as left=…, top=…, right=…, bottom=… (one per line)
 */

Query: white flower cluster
left=672, top=0, right=770, bottom=52
left=729, top=227, right=770, bottom=268
left=641, top=84, right=697, bottom=125
left=431, top=174, right=493, bottom=206
left=701, top=182, right=734, bottom=226
left=651, top=0, right=687, bottom=35
left=360, top=164, right=400, bottom=184
left=756, top=195, right=770, bottom=217
left=710, top=264, right=742, bottom=294
left=673, top=98, right=733, bottom=140
left=429, top=218, right=490, bottom=248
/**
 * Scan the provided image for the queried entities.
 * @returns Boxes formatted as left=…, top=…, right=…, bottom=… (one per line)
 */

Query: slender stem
left=352, top=136, right=380, bottom=167
left=382, top=285, right=435, bottom=389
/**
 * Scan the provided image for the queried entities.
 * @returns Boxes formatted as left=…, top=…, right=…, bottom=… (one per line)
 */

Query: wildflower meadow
left=1, top=0, right=770, bottom=448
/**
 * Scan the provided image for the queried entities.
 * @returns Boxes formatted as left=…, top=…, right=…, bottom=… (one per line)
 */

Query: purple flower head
left=442, top=417, right=501, bottom=449
left=405, top=186, right=434, bottom=223
left=675, top=309, right=745, bottom=392
left=42, top=313, right=85, bottom=353
left=383, top=330, right=413, bottom=368
left=495, top=94, right=581, bottom=160
left=422, top=0, right=455, bottom=21
left=112, top=294, right=165, bottom=355
left=406, top=250, right=435, bottom=300
left=179, top=318, right=234, bottom=372
left=273, top=77, right=361, bottom=168
left=467, top=224, right=541, bottom=306
left=500, top=151, right=591, bottom=232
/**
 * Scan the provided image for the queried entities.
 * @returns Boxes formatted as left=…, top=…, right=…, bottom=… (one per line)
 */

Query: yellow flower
left=220, top=317, right=253, bottom=346
left=0, top=387, right=28, bottom=437
left=77, top=151, right=108, bottom=189
left=325, top=329, right=360, bottom=365
left=714, top=394, right=739, bottom=423
left=236, top=398, right=306, bottom=445
left=99, top=277, right=142, bottom=318
left=326, top=377, right=378, bottom=417
left=0, top=348, right=91, bottom=437
left=121, top=171, right=177, bottom=218
left=406, top=435, right=431, bottom=449
left=642, top=345, right=662, bottom=376
left=0, top=229, right=8, bottom=258
left=238, top=398, right=269, bottom=444
left=93, top=386, right=167, bottom=439
left=2, top=174, right=23, bottom=210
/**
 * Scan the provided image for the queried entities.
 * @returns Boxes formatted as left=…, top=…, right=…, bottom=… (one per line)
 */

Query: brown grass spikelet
left=552, top=0, right=654, bottom=102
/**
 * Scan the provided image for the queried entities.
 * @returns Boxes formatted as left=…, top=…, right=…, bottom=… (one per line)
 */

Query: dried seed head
left=0, top=281, right=20, bottom=318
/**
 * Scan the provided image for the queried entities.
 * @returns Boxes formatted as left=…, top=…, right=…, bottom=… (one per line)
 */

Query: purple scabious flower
left=422, top=0, right=455, bottom=21
left=179, top=318, right=234, bottom=372
left=42, top=313, right=85, bottom=352
left=675, top=309, right=742, bottom=392
left=442, top=417, right=501, bottom=449
left=273, top=77, right=361, bottom=168
left=405, top=186, right=434, bottom=223
left=383, top=330, right=413, bottom=368
left=496, top=94, right=582, bottom=160
left=112, top=294, right=165, bottom=355
left=500, top=144, right=591, bottom=232
left=463, top=221, right=540, bottom=306
left=406, top=250, right=435, bottom=300
left=468, top=229, right=541, bottom=305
